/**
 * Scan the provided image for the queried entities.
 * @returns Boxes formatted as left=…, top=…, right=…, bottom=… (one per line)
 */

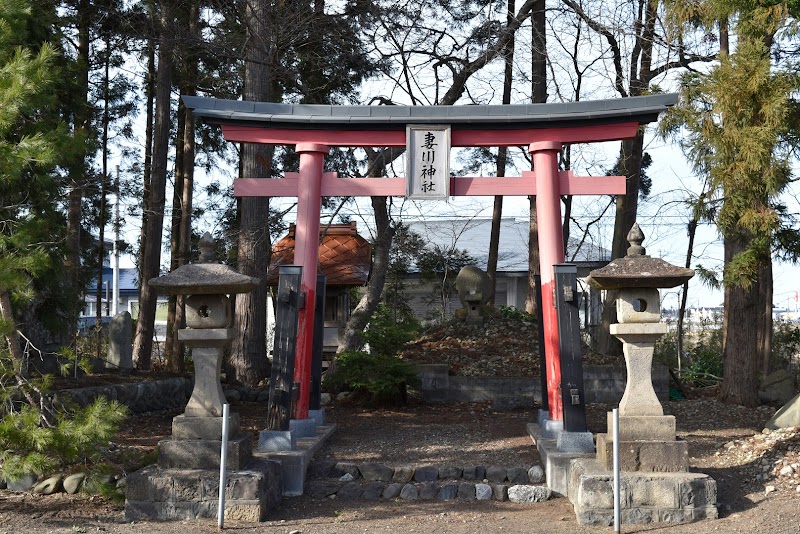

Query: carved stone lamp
left=587, top=223, right=694, bottom=471
left=148, top=232, right=259, bottom=469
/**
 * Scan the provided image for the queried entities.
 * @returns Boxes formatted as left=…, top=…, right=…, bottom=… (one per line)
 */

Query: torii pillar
left=292, top=143, right=327, bottom=419
left=530, top=141, right=567, bottom=421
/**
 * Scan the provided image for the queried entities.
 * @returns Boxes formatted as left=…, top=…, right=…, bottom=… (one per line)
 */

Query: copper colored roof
left=267, top=222, right=371, bottom=286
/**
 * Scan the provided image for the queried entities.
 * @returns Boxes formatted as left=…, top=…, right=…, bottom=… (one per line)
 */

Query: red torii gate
left=184, top=95, right=676, bottom=426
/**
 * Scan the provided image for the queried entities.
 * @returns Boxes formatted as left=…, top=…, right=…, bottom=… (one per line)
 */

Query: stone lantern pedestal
left=566, top=224, right=717, bottom=524
left=124, top=234, right=281, bottom=522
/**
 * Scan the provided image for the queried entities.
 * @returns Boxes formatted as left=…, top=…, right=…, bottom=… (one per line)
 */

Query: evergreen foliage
left=323, top=350, right=420, bottom=406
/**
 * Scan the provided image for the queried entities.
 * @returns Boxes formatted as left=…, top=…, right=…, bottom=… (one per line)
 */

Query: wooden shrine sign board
left=184, top=95, right=677, bottom=423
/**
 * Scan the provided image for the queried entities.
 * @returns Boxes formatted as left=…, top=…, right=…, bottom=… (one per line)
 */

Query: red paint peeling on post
left=292, top=143, right=327, bottom=420
left=530, top=141, right=566, bottom=421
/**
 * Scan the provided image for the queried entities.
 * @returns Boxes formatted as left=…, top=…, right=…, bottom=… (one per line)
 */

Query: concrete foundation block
left=254, top=423, right=336, bottom=497
left=257, top=429, right=296, bottom=452
left=528, top=422, right=594, bottom=496
left=157, top=435, right=251, bottom=470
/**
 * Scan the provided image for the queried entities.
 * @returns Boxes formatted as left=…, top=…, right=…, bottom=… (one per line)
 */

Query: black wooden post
left=309, top=274, right=326, bottom=411
left=267, top=266, right=302, bottom=431
left=553, top=264, right=588, bottom=433
left=534, top=274, right=549, bottom=413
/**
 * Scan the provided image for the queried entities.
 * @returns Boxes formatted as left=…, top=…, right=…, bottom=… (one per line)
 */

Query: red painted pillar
left=293, top=142, right=327, bottom=420
left=529, top=141, right=565, bottom=422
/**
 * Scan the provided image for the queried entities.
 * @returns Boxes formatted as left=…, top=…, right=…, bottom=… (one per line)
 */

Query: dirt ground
left=1, top=393, right=799, bottom=533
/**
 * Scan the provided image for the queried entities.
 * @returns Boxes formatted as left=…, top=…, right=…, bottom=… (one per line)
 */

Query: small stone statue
left=455, top=265, right=491, bottom=324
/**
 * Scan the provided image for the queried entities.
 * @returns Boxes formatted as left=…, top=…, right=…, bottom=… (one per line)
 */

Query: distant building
left=266, top=222, right=371, bottom=355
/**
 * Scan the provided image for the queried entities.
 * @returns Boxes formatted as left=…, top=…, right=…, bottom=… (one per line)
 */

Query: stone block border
left=307, top=461, right=550, bottom=503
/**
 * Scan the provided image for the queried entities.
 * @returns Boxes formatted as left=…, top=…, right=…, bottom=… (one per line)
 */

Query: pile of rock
left=399, top=315, right=540, bottom=377
left=306, top=461, right=550, bottom=503
left=0, top=471, right=123, bottom=495
left=719, top=425, right=800, bottom=495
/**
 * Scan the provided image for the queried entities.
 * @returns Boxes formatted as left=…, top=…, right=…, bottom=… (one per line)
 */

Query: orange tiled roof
left=267, top=222, right=371, bottom=286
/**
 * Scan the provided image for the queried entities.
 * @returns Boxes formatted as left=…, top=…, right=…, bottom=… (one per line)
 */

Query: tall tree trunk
left=133, top=0, right=175, bottom=370
left=758, top=260, right=773, bottom=378
left=719, top=233, right=761, bottom=407
left=338, top=195, right=395, bottom=353
left=173, top=1, right=199, bottom=373
left=525, top=0, right=546, bottom=316
left=66, top=0, right=92, bottom=340
left=486, top=0, right=516, bottom=303
left=677, top=218, right=698, bottom=371
left=164, top=102, right=186, bottom=366
left=139, top=23, right=156, bottom=288
left=228, top=0, right=274, bottom=386
left=95, top=39, right=110, bottom=360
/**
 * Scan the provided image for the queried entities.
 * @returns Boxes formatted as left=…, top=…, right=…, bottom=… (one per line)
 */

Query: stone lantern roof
left=586, top=223, right=693, bottom=290
left=149, top=232, right=260, bottom=295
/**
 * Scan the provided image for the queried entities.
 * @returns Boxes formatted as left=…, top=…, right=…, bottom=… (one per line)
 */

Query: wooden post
left=533, top=274, right=549, bottom=413
left=554, top=264, right=588, bottom=433
left=266, top=266, right=302, bottom=431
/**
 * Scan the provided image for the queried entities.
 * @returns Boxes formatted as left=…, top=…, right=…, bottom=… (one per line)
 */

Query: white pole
left=613, top=407, right=621, bottom=532
left=111, top=166, right=120, bottom=316
left=217, top=403, right=230, bottom=530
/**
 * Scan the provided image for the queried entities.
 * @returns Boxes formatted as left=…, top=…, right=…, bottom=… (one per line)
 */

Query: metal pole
left=613, top=407, right=621, bottom=532
left=217, top=403, right=230, bottom=530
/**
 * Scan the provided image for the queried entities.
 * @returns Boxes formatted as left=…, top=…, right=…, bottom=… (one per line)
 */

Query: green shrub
left=498, top=305, right=536, bottom=323
left=324, top=351, right=420, bottom=405
left=0, top=347, right=128, bottom=483
left=772, top=321, right=800, bottom=373
left=0, top=396, right=128, bottom=482
left=361, top=303, right=420, bottom=356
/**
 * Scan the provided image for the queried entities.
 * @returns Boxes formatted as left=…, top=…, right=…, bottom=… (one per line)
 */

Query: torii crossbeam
left=184, top=95, right=677, bottom=428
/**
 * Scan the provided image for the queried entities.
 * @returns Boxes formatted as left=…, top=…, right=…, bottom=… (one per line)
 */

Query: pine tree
left=0, top=0, right=70, bottom=362
left=663, top=2, right=799, bottom=406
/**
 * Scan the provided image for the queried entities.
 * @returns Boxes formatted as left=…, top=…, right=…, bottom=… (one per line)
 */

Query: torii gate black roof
left=182, top=94, right=678, bottom=130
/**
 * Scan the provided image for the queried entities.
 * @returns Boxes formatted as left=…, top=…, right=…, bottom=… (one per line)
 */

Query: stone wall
left=52, top=377, right=193, bottom=414
left=418, top=364, right=669, bottom=409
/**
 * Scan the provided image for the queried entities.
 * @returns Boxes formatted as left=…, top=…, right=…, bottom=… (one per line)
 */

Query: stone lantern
left=568, top=223, right=717, bottom=524
left=587, top=223, right=693, bottom=435
left=125, top=233, right=281, bottom=522
left=149, top=232, right=259, bottom=435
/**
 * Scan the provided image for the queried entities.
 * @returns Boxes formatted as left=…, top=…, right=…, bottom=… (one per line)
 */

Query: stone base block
left=172, top=413, right=240, bottom=440
left=596, top=434, right=688, bottom=472
left=124, top=459, right=281, bottom=522
left=557, top=431, right=595, bottom=453
left=536, top=412, right=564, bottom=439
left=569, top=458, right=717, bottom=525
left=289, top=418, right=317, bottom=438
left=608, top=413, right=676, bottom=441
left=528, top=422, right=594, bottom=496
left=158, top=435, right=251, bottom=470
left=258, top=429, right=296, bottom=451
left=256, top=424, right=336, bottom=496
left=308, top=409, right=326, bottom=426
